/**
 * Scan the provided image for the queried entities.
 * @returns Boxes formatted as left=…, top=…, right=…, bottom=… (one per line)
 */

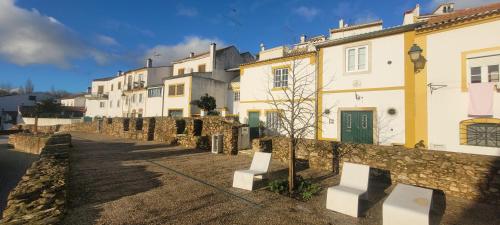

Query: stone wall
left=21, top=116, right=242, bottom=154
left=8, top=133, right=72, bottom=155
left=262, top=137, right=500, bottom=205
left=1, top=134, right=71, bottom=225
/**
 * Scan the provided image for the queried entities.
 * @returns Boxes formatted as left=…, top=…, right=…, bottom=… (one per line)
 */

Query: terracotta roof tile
left=420, top=2, right=500, bottom=30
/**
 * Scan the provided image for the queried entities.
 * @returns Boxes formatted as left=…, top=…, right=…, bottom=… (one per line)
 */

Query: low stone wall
left=22, top=116, right=242, bottom=154
left=8, top=133, right=72, bottom=155
left=262, top=137, right=500, bottom=205
left=1, top=134, right=71, bottom=224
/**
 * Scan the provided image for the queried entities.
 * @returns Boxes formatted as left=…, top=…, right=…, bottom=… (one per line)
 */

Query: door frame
left=337, top=107, right=378, bottom=144
left=247, top=110, right=261, bottom=139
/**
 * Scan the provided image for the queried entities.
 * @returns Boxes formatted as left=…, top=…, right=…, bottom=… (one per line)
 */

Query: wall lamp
left=408, top=44, right=426, bottom=72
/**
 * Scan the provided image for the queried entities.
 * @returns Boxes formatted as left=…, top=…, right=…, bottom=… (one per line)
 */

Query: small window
left=132, top=94, right=136, bottom=103
left=118, top=82, right=121, bottom=90
left=470, top=67, right=482, bottom=83
left=168, top=109, right=183, bottom=118
left=467, top=123, right=499, bottom=147
left=176, top=84, right=184, bottom=95
left=273, top=68, right=289, bottom=88
left=168, top=85, right=176, bottom=96
left=234, top=91, right=240, bottom=101
left=111, top=84, right=114, bottom=91
left=178, top=68, right=185, bottom=75
left=97, top=85, right=104, bottom=94
left=99, top=102, right=105, bottom=108
left=346, top=45, right=369, bottom=73
left=198, top=64, right=206, bottom=72
left=488, top=65, right=499, bottom=82
left=266, top=111, right=280, bottom=130
left=148, top=88, right=162, bottom=97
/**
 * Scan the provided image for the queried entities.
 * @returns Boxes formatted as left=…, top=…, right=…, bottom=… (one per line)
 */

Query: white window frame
left=234, top=91, right=240, bottom=101
left=266, top=111, right=280, bottom=130
left=273, top=67, right=289, bottom=88
left=345, top=45, right=369, bottom=73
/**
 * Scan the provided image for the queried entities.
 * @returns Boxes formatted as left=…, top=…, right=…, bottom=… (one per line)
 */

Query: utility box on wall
left=238, top=127, right=250, bottom=150
left=211, top=134, right=223, bottom=154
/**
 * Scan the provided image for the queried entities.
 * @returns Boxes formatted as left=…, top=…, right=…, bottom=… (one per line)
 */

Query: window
left=346, top=45, right=369, bottom=72
left=234, top=91, right=240, bottom=101
left=168, top=109, right=183, bottom=118
left=118, top=82, right=121, bottom=90
left=97, top=85, right=104, bottom=94
left=178, top=68, right=185, bottom=75
left=139, top=94, right=143, bottom=103
left=99, top=102, right=105, bottom=108
left=111, top=84, right=114, bottom=91
left=148, top=88, right=162, bottom=97
left=470, top=67, right=482, bottom=83
left=132, top=94, right=136, bottom=103
left=266, top=111, right=280, bottom=130
left=168, top=84, right=184, bottom=96
left=467, top=123, right=499, bottom=147
left=273, top=67, right=289, bottom=88
left=198, top=64, right=206, bottom=72
left=488, top=65, right=499, bottom=82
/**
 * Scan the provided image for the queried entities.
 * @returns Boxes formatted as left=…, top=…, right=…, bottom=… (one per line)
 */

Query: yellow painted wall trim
left=460, top=46, right=500, bottom=92
left=317, top=48, right=325, bottom=140
left=240, top=52, right=316, bottom=70
left=413, top=32, right=428, bottom=148
left=404, top=31, right=417, bottom=148
left=240, top=98, right=315, bottom=104
left=322, top=86, right=404, bottom=94
left=459, top=118, right=500, bottom=145
left=417, top=13, right=500, bottom=35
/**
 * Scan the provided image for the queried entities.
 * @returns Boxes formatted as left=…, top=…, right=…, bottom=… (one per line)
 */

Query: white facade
left=319, top=32, right=407, bottom=145
left=424, top=19, right=500, bottom=156
left=61, top=95, right=86, bottom=107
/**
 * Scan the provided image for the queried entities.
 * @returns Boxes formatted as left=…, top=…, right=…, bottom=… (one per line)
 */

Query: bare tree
left=264, top=53, right=332, bottom=193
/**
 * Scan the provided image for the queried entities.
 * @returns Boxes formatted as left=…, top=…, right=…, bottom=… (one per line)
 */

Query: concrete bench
left=383, top=183, right=433, bottom=225
left=232, top=152, right=272, bottom=190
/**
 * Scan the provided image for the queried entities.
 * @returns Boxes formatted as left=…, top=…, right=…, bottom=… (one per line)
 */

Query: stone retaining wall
left=21, top=116, right=242, bottom=154
left=261, top=137, right=500, bottom=205
left=8, top=133, right=72, bottom=155
left=1, top=133, right=71, bottom=225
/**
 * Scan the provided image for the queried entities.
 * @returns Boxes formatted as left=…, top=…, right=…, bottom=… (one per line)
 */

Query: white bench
left=232, top=152, right=272, bottom=190
left=326, top=162, right=370, bottom=217
left=383, top=183, right=433, bottom=225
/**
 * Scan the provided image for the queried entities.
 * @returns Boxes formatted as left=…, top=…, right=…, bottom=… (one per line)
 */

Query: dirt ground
left=61, top=132, right=500, bottom=225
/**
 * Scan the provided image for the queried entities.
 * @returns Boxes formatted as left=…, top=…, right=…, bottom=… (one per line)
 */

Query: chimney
left=87, top=87, right=91, bottom=94
left=260, top=43, right=265, bottom=51
left=117, top=70, right=122, bottom=76
left=209, top=43, right=216, bottom=71
left=146, top=58, right=153, bottom=68
left=190, top=52, right=195, bottom=58
left=339, top=19, right=344, bottom=28
left=300, top=35, right=306, bottom=43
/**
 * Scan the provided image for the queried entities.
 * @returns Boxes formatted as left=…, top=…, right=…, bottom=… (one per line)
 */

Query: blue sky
left=0, top=0, right=495, bottom=92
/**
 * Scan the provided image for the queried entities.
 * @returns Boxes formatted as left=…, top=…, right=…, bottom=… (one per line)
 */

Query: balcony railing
left=85, top=93, right=108, bottom=99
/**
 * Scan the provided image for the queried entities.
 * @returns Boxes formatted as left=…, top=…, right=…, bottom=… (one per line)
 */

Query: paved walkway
left=0, top=135, right=38, bottom=217
left=62, top=132, right=499, bottom=225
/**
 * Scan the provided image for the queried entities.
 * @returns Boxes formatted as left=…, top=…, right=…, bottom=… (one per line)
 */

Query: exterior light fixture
left=408, top=44, right=423, bottom=62
left=408, top=44, right=425, bottom=72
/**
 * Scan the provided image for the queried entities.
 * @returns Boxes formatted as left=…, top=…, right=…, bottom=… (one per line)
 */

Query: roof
left=240, top=50, right=316, bottom=67
left=162, top=72, right=212, bottom=81
left=61, top=93, right=86, bottom=100
left=329, top=20, right=383, bottom=33
left=92, top=66, right=172, bottom=82
left=172, top=45, right=235, bottom=63
left=418, top=2, right=500, bottom=30
left=93, top=76, right=114, bottom=82
left=317, top=23, right=424, bottom=48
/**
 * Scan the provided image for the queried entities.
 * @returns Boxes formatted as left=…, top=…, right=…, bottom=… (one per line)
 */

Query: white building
left=85, top=59, right=172, bottom=118
left=163, top=44, right=253, bottom=117
left=61, top=94, right=86, bottom=107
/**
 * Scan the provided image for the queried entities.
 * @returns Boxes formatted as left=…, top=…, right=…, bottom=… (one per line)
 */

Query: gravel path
left=0, top=135, right=39, bottom=218
left=62, top=132, right=499, bottom=225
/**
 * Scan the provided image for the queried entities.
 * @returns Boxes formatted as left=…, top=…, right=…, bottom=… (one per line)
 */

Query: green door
left=248, top=112, right=260, bottom=139
left=341, top=111, right=373, bottom=144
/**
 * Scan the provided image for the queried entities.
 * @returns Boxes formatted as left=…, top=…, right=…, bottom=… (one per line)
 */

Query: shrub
left=267, top=176, right=321, bottom=201
left=268, top=179, right=288, bottom=194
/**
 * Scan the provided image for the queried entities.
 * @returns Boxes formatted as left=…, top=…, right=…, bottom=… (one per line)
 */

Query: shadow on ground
left=61, top=133, right=209, bottom=225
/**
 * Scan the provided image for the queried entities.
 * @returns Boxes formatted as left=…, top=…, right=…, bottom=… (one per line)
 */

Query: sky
left=0, top=0, right=497, bottom=93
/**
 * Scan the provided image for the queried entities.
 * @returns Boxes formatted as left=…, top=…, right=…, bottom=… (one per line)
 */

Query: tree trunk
left=288, top=138, right=296, bottom=194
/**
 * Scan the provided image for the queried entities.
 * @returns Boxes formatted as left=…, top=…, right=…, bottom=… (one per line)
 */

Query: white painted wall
left=426, top=20, right=500, bottom=156
left=145, top=87, right=164, bottom=117
left=21, top=117, right=82, bottom=126
left=173, top=55, right=212, bottom=75
left=61, top=96, right=86, bottom=107
left=320, top=33, right=406, bottom=144
left=0, top=93, right=51, bottom=111
left=164, top=76, right=191, bottom=117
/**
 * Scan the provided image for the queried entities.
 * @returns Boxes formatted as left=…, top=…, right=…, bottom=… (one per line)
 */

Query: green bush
left=268, top=179, right=288, bottom=194
left=267, top=176, right=321, bottom=201
left=297, top=178, right=321, bottom=201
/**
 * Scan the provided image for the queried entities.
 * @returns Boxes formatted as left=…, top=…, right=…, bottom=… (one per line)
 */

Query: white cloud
left=96, top=34, right=119, bottom=46
left=0, top=0, right=109, bottom=68
left=293, top=6, right=319, bottom=21
left=142, top=36, right=225, bottom=66
left=429, top=0, right=498, bottom=9
left=177, top=4, right=198, bottom=17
